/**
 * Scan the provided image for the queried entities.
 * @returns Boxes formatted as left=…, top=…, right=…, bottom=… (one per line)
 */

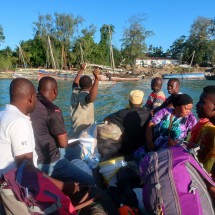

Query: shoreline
left=0, top=66, right=207, bottom=80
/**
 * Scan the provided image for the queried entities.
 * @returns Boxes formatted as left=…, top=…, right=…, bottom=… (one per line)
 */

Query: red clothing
left=144, top=90, right=166, bottom=110
left=188, top=118, right=215, bottom=173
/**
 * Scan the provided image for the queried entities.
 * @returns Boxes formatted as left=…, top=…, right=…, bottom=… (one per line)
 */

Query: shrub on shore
left=0, top=56, right=12, bottom=72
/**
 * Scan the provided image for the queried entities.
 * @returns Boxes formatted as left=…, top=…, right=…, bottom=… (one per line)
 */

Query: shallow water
left=0, top=78, right=214, bottom=132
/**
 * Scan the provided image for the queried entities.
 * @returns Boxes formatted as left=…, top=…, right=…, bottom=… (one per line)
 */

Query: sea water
left=0, top=78, right=214, bottom=132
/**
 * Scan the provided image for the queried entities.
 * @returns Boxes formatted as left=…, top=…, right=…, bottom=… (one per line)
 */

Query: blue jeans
left=59, top=144, right=82, bottom=161
left=0, top=202, right=6, bottom=215
left=38, top=145, right=95, bottom=185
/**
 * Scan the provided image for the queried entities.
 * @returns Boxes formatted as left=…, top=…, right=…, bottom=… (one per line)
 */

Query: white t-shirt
left=0, top=104, right=38, bottom=176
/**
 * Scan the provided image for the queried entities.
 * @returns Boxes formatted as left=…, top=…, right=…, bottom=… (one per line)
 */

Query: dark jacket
left=107, top=107, right=150, bottom=156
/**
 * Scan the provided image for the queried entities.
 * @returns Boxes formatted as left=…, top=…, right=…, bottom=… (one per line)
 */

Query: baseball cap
left=129, top=90, right=144, bottom=105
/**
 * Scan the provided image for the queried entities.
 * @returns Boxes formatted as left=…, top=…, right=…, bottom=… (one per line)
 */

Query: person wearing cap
left=146, top=93, right=197, bottom=151
left=103, top=90, right=150, bottom=157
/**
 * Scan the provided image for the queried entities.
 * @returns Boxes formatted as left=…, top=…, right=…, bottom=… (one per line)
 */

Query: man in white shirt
left=0, top=78, right=117, bottom=215
left=0, top=78, right=38, bottom=177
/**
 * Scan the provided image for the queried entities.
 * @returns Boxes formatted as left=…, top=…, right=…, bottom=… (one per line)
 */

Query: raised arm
left=86, top=67, right=100, bottom=103
left=73, top=64, right=86, bottom=88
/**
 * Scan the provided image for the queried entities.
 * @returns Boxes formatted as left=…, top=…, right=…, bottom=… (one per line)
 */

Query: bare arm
left=15, top=152, right=34, bottom=167
left=73, top=64, right=86, bottom=88
left=57, top=133, right=68, bottom=148
left=16, top=153, right=77, bottom=195
left=15, top=152, right=72, bottom=192
left=146, top=122, right=155, bottom=151
left=42, top=171, right=78, bottom=197
left=206, top=183, right=215, bottom=201
left=15, top=154, right=80, bottom=201
left=47, top=176, right=82, bottom=200
left=86, top=67, right=99, bottom=104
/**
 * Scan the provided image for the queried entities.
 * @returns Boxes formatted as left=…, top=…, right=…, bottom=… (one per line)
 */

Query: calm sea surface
left=1, top=78, right=215, bottom=132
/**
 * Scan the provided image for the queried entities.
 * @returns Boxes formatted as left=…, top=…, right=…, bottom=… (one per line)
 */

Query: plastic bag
left=78, top=123, right=101, bottom=169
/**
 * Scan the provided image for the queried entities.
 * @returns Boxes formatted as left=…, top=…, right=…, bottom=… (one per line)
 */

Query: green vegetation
left=121, top=15, right=154, bottom=66
left=169, top=17, right=215, bottom=66
left=1, top=14, right=215, bottom=71
left=0, top=25, right=5, bottom=44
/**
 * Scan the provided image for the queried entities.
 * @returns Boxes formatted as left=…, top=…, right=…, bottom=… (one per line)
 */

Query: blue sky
left=1, top=0, right=215, bottom=51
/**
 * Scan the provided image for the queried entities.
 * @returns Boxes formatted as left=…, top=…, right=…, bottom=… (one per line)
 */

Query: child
left=144, top=77, right=166, bottom=110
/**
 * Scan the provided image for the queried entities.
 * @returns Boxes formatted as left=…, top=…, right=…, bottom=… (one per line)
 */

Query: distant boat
left=98, top=80, right=116, bottom=85
left=205, top=74, right=215, bottom=80
left=38, top=69, right=76, bottom=81
left=38, top=69, right=117, bottom=85
left=99, top=74, right=143, bottom=82
left=204, top=67, right=215, bottom=80
left=166, top=50, right=206, bottom=79
left=163, top=50, right=205, bottom=79
left=12, top=72, right=37, bottom=80
left=110, top=76, right=143, bottom=82
left=162, top=72, right=205, bottom=79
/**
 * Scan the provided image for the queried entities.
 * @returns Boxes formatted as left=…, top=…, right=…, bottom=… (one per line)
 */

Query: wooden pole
left=48, top=36, right=56, bottom=70
left=109, top=25, right=115, bottom=71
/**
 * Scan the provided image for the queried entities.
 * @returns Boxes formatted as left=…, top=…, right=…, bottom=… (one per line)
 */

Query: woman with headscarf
left=146, top=94, right=197, bottom=151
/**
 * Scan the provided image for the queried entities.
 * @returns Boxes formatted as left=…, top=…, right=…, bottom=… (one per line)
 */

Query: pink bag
left=1, top=161, right=76, bottom=215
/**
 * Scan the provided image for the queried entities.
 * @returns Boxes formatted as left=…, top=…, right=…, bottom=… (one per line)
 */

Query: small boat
left=98, top=74, right=143, bottom=82
left=12, top=72, right=37, bottom=80
left=204, top=67, right=215, bottom=80
left=110, top=76, right=143, bottom=82
left=98, top=80, right=116, bottom=85
left=205, top=74, right=215, bottom=80
left=163, top=51, right=205, bottom=79
left=38, top=70, right=116, bottom=85
left=162, top=72, right=205, bottom=79
left=96, top=26, right=144, bottom=83
left=38, top=69, right=76, bottom=81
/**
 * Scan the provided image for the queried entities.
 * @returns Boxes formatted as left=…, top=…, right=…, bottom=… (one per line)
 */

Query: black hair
left=172, top=94, right=193, bottom=108
left=203, top=86, right=215, bottom=94
left=38, top=76, right=57, bottom=91
left=10, top=78, right=35, bottom=103
left=152, top=77, right=163, bottom=84
left=80, top=75, right=92, bottom=89
left=168, top=78, right=180, bottom=86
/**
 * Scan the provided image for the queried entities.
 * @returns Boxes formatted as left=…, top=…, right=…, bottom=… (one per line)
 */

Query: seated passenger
left=104, top=90, right=150, bottom=157
left=146, top=94, right=197, bottom=151
left=30, top=76, right=95, bottom=185
left=0, top=78, right=37, bottom=177
left=144, top=77, right=166, bottom=110
left=188, top=86, right=215, bottom=173
left=154, top=78, right=181, bottom=114
left=0, top=78, right=41, bottom=214
left=0, top=78, right=117, bottom=215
